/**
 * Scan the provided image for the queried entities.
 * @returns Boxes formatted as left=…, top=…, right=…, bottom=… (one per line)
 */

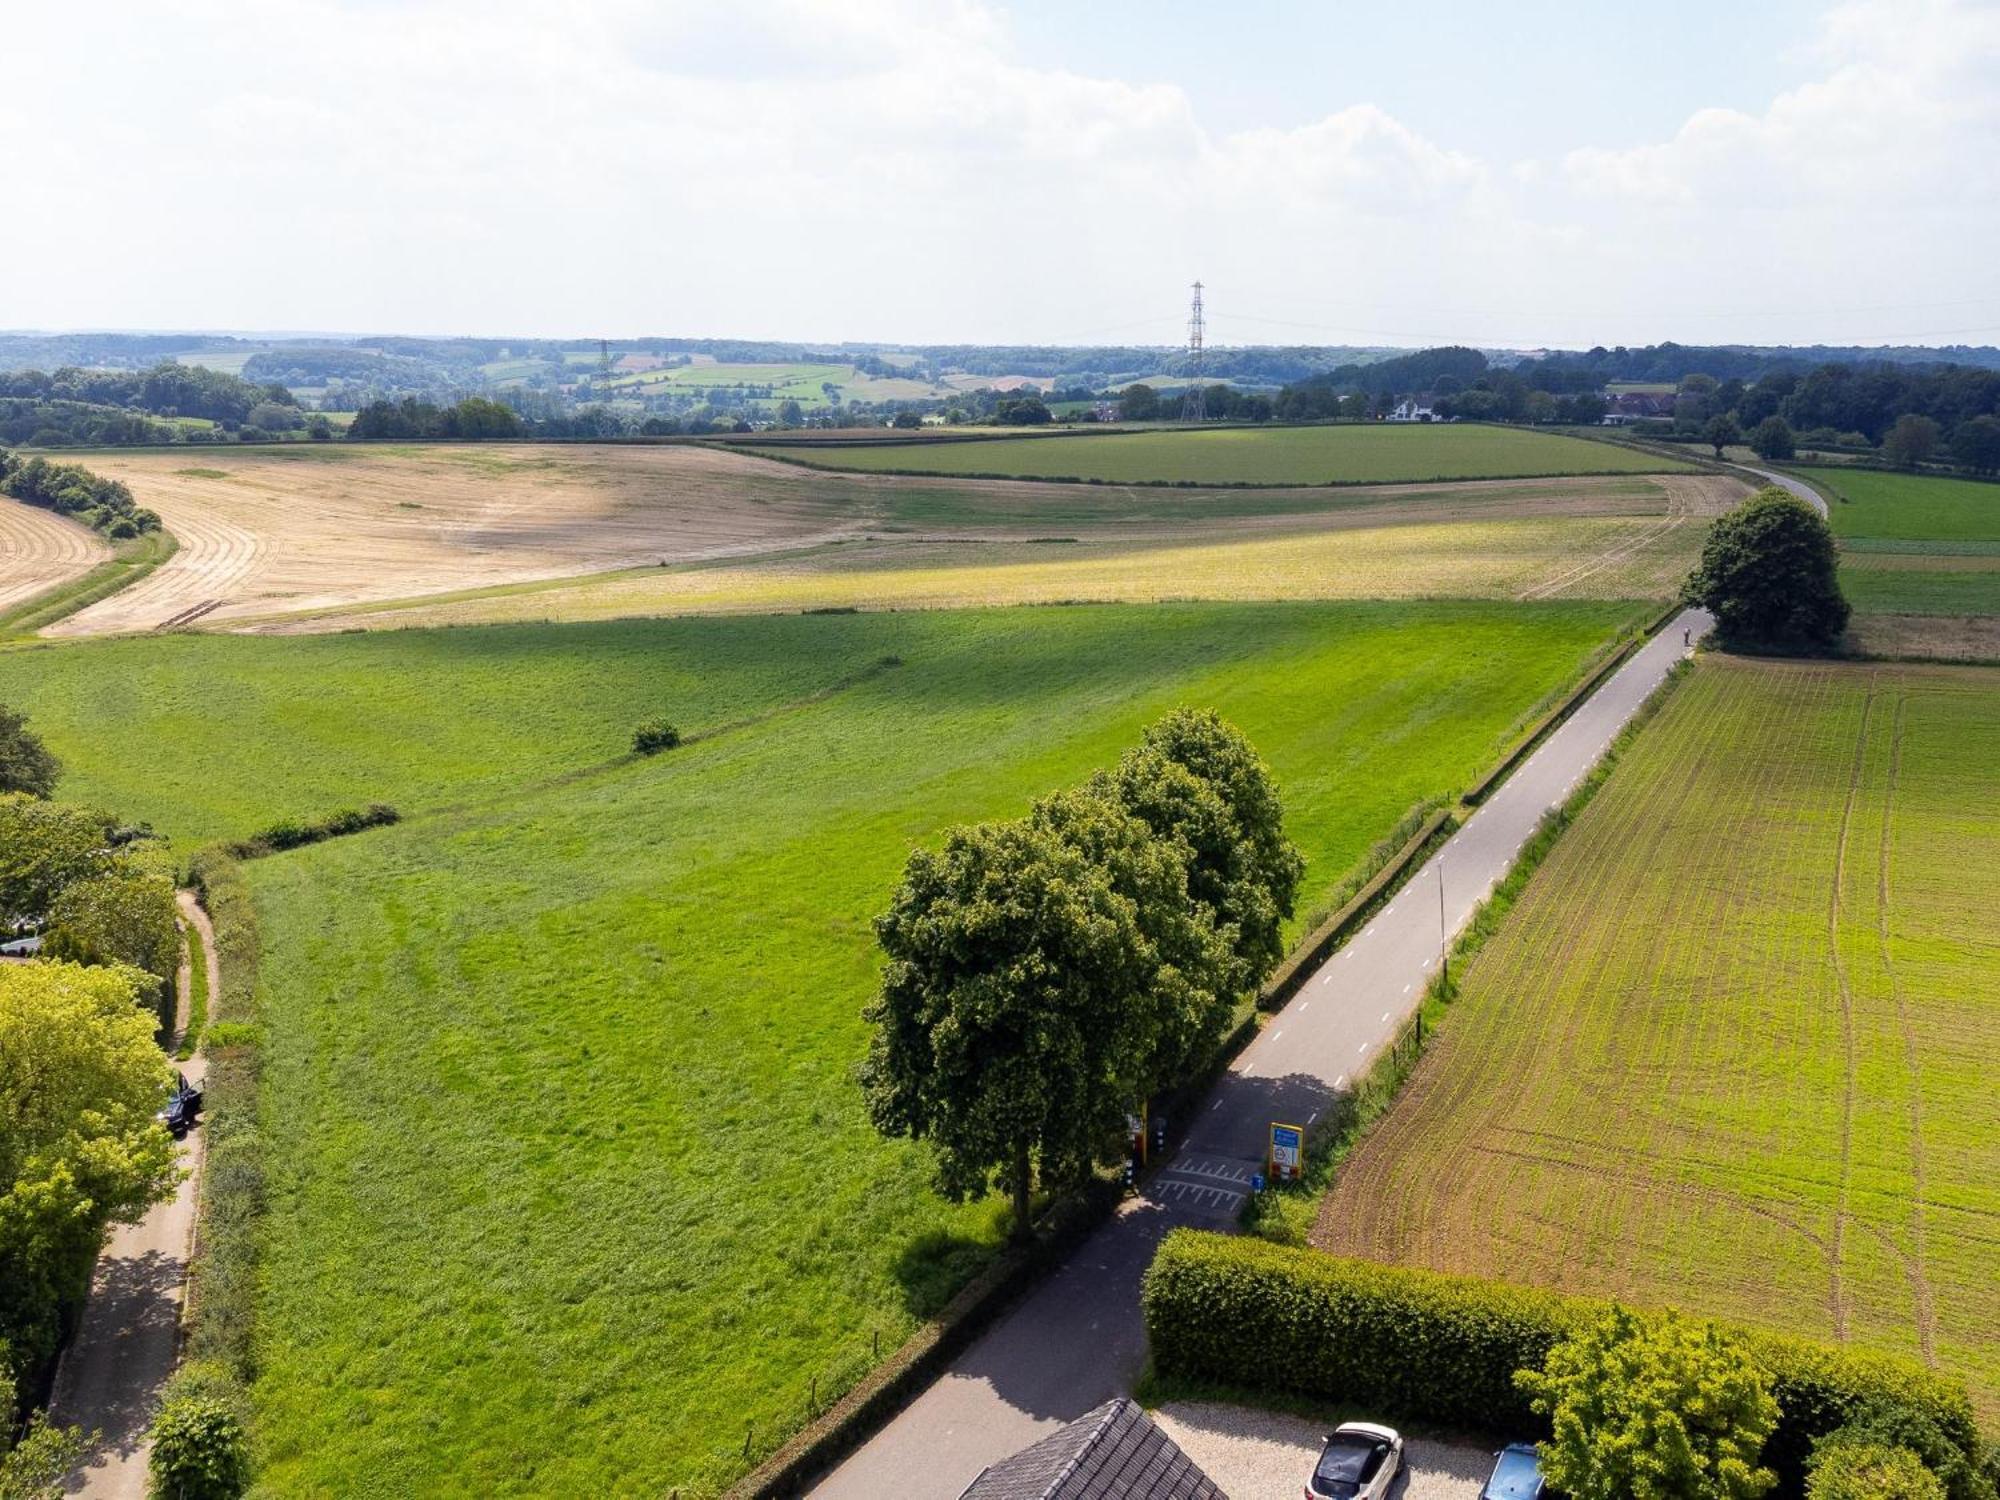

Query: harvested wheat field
left=40, top=444, right=1731, bottom=635
left=0, top=497, right=109, bottom=614
left=231, top=469, right=1740, bottom=633
left=1315, top=655, right=2000, bottom=1416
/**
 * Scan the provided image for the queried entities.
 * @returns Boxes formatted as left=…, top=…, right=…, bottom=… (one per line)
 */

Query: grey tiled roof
left=957, top=1399, right=1224, bottom=1500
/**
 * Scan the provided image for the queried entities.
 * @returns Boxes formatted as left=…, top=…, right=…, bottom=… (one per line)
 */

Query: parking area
left=1153, top=1401, right=1496, bottom=1499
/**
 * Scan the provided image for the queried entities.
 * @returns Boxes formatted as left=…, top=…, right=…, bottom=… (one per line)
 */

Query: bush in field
left=632, top=719, right=681, bottom=754
left=1683, top=487, right=1848, bottom=652
left=1517, top=1305, right=1778, bottom=1500
left=1805, top=1402, right=1997, bottom=1500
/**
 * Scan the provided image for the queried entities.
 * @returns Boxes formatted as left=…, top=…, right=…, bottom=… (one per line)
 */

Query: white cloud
left=1, top=0, right=1996, bottom=346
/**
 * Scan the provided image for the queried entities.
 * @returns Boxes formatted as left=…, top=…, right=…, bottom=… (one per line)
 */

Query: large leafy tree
left=44, top=866, right=181, bottom=987
left=0, top=707, right=59, bottom=801
left=1106, top=708, right=1304, bottom=996
left=1704, top=412, right=1742, bottom=458
left=862, top=817, right=1159, bottom=1237
left=1517, top=1306, right=1778, bottom=1500
left=1683, top=487, right=1848, bottom=652
left=1748, top=416, right=1795, bottom=461
left=0, top=962, right=177, bottom=1383
left=1883, top=414, right=1941, bottom=470
left=0, top=795, right=111, bottom=923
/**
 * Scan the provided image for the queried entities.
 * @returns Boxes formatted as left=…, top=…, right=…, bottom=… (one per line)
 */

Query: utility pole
left=1178, top=281, right=1207, bottom=422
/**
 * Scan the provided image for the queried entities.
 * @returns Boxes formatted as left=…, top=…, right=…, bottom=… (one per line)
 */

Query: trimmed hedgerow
left=221, top=802, right=398, bottom=859
left=1141, top=1232, right=1983, bottom=1497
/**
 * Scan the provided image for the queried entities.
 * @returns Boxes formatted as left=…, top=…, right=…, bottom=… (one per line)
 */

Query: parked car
left=161, top=1073, right=203, bottom=1139
left=1305, top=1422, right=1402, bottom=1500
left=1480, top=1442, right=1547, bottom=1499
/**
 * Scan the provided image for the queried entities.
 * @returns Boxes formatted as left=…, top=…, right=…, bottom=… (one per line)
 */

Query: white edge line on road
left=1335, top=1074, right=1346, bottom=1088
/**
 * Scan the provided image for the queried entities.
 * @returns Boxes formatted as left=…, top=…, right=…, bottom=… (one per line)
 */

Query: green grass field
left=0, top=601, right=1639, bottom=1496
left=1803, top=466, right=2000, bottom=546
left=1792, top=468, right=2000, bottom=624
left=748, top=425, right=1693, bottom=487
left=1316, top=655, right=2000, bottom=1417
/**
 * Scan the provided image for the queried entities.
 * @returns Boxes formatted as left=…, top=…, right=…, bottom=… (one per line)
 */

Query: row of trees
left=0, top=709, right=183, bottom=1486
left=345, top=396, right=524, bottom=440
left=863, top=710, right=1302, bottom=1235
left=0, top=363, right=296, bottom=425
left=0, top=450, right=163, bottom=540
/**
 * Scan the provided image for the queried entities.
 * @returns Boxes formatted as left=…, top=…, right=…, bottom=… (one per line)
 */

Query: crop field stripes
left=1314, top=657, right=2000, bottom=1415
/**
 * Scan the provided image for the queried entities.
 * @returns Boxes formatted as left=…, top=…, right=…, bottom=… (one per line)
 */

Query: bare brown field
left=1848, top=614, right=2000, bottom=662
left=0, top=498, right=110, bottom=613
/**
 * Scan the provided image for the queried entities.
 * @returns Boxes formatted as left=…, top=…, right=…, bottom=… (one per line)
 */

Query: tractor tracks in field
left=1875, top=693, right=1939, bottom=1365
left=1824, top=680, right=1876, bottom=1342
left=1514, top=478, right=1691, bottom=602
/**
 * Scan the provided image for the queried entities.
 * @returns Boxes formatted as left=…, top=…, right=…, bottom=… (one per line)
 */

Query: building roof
left=957, top=1399, right=1224, bottom=1500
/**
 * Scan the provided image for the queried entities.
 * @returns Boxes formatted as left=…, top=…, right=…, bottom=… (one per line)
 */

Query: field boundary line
left=0, top=526, right=180, bottom=641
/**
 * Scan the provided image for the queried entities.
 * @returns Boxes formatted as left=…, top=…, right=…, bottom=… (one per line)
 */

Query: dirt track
left=0, top=498, right=109, bottom=613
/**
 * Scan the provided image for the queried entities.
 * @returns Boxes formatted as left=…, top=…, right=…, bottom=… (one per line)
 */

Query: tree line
left=863, top=709, right=1302, bottom=1236
left=0, top=449, right=163, bottom=540
left=0, top=707, right=184, bottom=1485
left=0, top=361, right=309, bottom=448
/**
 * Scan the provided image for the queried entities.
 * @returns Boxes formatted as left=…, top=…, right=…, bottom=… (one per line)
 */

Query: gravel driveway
left=1154, top=1401, right=1498, bottom=1499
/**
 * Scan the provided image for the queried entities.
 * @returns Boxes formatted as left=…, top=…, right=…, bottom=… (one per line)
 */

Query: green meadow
left=750, top=423, right=1691, bottom=487
left=0, top=601, right=1639, bottom=1496
left=1797, top=468, right=2000, bottom=619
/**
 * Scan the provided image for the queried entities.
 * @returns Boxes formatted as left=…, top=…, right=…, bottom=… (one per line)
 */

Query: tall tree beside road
left=1704, top=413, right=1742, bottom=458
left=0, top=706, right=59, bottom=800
left=863, top=817, right=1161, bottom=1238
left=1683, top=488, right=1848, bottom=653
left=1516, top=1306, right=1779, bottom=1500
left=0, top=962, right=177, bottom=1386
left=1107, top=709, right=1305, bottom=997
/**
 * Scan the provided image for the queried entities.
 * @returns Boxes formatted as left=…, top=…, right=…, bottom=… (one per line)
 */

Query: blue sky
left=2, top=0, right=1996, bottom=349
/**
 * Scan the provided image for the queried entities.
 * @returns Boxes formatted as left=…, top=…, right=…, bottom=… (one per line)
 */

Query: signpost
left=1269, top=1121, right=1304, bottom=1183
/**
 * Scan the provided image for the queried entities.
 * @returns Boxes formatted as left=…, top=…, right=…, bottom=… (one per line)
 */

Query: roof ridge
left=1042, top=1399, right=1129, bottom=1498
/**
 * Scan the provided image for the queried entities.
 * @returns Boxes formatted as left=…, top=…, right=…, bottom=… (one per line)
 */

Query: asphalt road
left=813, top=608, right=1714, bottom=1500
left=51, top=892, right=218, bottom=1499
left=1736, top=461, right=1830, bottom=516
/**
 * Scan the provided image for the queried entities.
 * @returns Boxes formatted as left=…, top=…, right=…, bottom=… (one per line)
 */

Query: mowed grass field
left=0, top=601, right=1641, bottom=1496
left=1800, top=467, right=2000, bottom=632
left=747, top=423, right=1694, bottom=487
left=1315, top=655, right=2000, bottom=1416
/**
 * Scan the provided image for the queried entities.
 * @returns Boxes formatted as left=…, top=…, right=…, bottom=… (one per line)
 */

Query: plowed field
left=1315, top=656, right=2000, bottom=1416
left=0, top=497, right=109, bottom=614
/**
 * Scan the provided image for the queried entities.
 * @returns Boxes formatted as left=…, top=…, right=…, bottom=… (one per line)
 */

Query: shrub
left=1804, top=1402, right=1996, bottom=1500
left=1518, top=1305, right=1778, bottom=1500
left=1141, top=1232, right=1983, bottom=1497
left=1807, top=1440, right=1945, bottom=1500
left=222, top=802, right=398, bottom=859
left=148, top=1390, right=248, bottom=1500
left=632, top=718, right=681, bottom=754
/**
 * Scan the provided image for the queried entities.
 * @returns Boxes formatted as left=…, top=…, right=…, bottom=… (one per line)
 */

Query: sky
left=5, top=0, right=1999, bottom=350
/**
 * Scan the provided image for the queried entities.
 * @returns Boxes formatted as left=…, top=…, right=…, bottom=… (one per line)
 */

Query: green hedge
left=221, top=801, right=397, bottom=860
left=1142, top=1231, right=1983, bottom=1496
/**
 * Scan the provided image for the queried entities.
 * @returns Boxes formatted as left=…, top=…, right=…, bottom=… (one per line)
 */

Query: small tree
left=1516, top=1306, right=1778, bottom=1500
left=0, top=705, right=59, bottom=800
left=1704, top=413, right=1742, bottom=459
left=1683, top=487, right=1848, bottom=652
left=1807, top=1440, right=1945, bottom=1500
left=1882, top=414, right=1941, bottom=470
left=1749, top=416, right=1795, bottom=461
left=147, top=1393, right=248, bottom=1500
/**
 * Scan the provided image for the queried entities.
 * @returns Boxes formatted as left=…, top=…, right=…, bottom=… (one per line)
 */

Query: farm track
left=0, top=497, right=110, bottom=611
left=1313, top=656, right=2000, bottom=1416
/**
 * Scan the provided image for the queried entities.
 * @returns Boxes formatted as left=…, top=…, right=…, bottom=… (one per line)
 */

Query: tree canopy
left=0, top=707, right=59, bottom=800
left=1516, top=1305, right=1779, bottom=1500
left=1683, top=488, right=1849, bottom=653
left=0, top=962, right=177, bottom=1385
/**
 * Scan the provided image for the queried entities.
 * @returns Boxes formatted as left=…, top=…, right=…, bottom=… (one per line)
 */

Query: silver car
left=1305, top=1422, right=1403, bottom=1500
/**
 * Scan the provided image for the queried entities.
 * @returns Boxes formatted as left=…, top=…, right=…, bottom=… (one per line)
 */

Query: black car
left=162, top=1073, right=203, bottom=1138
left=1480, top=1443, right=1547, bottom=1499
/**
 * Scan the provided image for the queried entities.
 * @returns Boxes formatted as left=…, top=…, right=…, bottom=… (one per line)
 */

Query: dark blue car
left=1480, top=1443, right=1546, bottom=1500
